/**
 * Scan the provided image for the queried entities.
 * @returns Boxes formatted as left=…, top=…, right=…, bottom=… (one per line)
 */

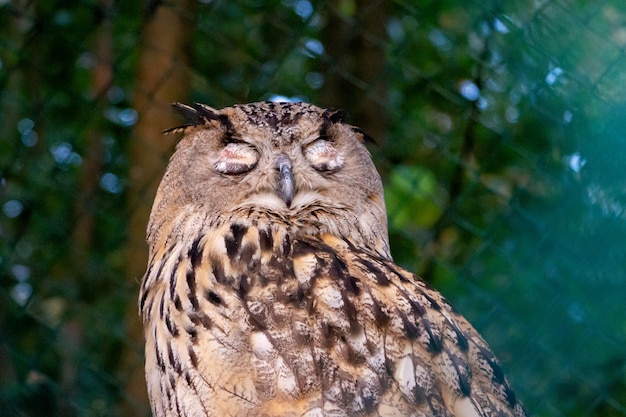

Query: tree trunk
left=319, top=0, right=388, bottom=144
left=61, top=0, right=114, bottom=413
left=119, top=1, right=195, bottom=414
left=71, top=0, right=113, bottom=270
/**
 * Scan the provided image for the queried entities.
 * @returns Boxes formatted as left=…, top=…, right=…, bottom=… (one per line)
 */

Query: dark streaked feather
left=163, top=102, right=222, bottom=134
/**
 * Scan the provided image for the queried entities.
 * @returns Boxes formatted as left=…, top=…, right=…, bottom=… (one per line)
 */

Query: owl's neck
left=143, top=209, right=391, bottom=300
left=149, top=204, right=391, bottom=262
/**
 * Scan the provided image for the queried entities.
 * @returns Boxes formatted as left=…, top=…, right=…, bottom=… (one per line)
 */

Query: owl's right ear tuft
left=328, top=109, right=347, bottom=124
left=351, top=127, right=378, bottom=146
left=163, top=102, right=223, bottom=134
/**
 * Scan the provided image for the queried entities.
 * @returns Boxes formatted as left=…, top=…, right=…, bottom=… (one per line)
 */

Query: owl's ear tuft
left=178, top=102, right=221, bottom=123
left=351, top=127, right=378, bottom=145
left=326, top=108, right=347, bottom=124
left=164, top=102, right=227, bottom=135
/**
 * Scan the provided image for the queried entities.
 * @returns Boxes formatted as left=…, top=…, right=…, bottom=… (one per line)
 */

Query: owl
left=139, top=101, right=527, bottom=417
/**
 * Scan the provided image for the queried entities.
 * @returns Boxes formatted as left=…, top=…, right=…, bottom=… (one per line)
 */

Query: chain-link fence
left=1, top=0, right=625, bottom=416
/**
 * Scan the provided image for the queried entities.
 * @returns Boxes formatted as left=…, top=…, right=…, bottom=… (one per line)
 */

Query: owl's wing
left=247, top=233, right=527, bottom=417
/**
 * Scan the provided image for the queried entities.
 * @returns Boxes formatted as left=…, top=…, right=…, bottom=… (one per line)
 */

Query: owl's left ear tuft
left=163, top=102, right=224, bottom=134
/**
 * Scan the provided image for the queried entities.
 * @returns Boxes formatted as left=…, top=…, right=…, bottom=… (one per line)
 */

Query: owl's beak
left=276, top=155, right=294, bottom=208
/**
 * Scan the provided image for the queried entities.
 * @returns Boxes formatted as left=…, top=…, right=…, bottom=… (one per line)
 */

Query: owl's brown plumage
left=140, top=101, right=527, bottom=417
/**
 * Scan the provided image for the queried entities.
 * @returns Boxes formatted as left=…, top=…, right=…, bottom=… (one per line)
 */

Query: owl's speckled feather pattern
left=140, top=101, right=527, bottom=417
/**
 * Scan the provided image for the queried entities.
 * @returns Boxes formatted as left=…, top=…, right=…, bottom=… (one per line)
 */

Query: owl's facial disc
left=275, top=155, right=294, bottom=208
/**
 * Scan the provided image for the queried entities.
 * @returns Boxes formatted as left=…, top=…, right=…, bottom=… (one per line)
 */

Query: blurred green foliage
left=1, top=0, right=625, bottom=416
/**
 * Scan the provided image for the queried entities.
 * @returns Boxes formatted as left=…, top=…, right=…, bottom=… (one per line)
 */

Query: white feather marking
left=319, top=285, right=344, bottom=309
left=275, top=356, right=298, bottom=396
left=452, top=396, right=482, bottom=417
left=395, top=354, right=417, bottom=399
left=250, top=331, right=274, bottom=359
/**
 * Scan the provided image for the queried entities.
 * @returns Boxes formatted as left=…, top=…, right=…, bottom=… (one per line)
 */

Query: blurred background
left=1, top=0, right=625, bottom=416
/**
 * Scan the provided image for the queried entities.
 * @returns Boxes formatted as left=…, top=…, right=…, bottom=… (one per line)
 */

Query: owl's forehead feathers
left=169, top=101, right=349, bottom=148
left=232, top=101, right=324, bottom=126
left=226, top=101, right=347, bottom=146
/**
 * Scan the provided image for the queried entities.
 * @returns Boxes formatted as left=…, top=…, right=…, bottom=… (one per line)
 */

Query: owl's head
left=149, top=101, right=390, bottom=258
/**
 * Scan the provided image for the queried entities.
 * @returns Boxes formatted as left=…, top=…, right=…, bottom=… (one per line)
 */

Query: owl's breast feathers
left=140, top=218, right=527, bottom=417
